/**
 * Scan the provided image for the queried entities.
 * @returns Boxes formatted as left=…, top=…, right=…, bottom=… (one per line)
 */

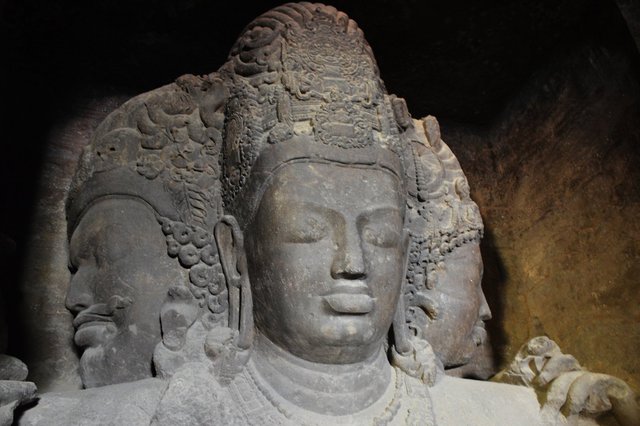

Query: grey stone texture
left=6, top=0, right=638, bottom=395
left=2, top=0, right=639, bottom=425
left=0, top=355, right=36, bottom=426
left=16, top=379, right=166, bottom=425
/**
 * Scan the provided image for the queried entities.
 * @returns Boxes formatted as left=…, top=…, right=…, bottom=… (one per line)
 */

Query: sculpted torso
left=14, top=3, right=639, bottom=426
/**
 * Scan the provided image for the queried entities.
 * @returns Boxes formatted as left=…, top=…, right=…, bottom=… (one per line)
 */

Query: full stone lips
left=73, top=311, right=114, bottom=330
left=73, top=311, right=116, bottom=348
left=72, top=295, right=131, bottom=347
left=323, top=282, right=375, bottom=314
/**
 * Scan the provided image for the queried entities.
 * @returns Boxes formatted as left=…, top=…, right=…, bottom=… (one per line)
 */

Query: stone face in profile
left=64, top=74, right=228, bottom=388
left=66, top=198, right=184, bottom=387
left=401, top=118, right=489, bottom=371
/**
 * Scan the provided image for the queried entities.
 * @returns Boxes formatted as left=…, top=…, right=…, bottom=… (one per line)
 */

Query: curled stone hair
left=217, top=2, right=408, bottom=226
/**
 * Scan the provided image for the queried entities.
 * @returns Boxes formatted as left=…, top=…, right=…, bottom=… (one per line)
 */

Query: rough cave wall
left=2, top=0, right=638, bottom=391
left=444, top=42, right=640, bottom=390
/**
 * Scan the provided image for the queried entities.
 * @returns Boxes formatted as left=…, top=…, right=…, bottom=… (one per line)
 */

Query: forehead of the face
left=442, top=242, right=483, bottom=282
left=70, top=198, right=158, bottom=255
left=257, top=161, right=405, bottom=218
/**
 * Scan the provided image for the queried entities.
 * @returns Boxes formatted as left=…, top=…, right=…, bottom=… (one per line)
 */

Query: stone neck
left=250, top=333, right=392, bottom=416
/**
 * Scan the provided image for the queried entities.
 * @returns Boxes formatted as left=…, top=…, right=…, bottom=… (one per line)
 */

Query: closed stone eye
left=362, top=225, right=400, bottom=248
left=284, top=216, right=328, bottom=243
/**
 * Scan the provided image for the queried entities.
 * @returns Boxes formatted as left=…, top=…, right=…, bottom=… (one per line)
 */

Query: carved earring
left=209, top=216, right=254, bottom=384
left=391, top=288, right=443, bottom=385
left=393, top=232, right=413, bottom=355
left=390, top=233, right=443, bottom=385
left=214, top=215, right=254, bottom=350
left=392, top=287, right=412, bottom=356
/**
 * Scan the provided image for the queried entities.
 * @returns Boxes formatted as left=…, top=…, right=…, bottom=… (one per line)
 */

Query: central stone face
left=245, top=161, right=407, bottom=364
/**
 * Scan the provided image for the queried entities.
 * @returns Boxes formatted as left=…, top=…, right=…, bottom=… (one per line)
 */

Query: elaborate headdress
left=218, top=2, right=409, bottom=226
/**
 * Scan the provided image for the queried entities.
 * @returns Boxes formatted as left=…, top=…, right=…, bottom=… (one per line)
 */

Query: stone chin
left=78, top=346, right=108, bottom=388
left=73, top=322, right=117, bottom=349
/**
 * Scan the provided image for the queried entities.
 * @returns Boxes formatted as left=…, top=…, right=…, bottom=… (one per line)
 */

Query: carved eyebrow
left=281, top=199, right=341, bottom=220
left=358, top=206, right=403, bottom=220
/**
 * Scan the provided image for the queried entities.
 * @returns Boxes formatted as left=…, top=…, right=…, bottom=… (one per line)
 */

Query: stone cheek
left=66, top=198, right=185, bottom=388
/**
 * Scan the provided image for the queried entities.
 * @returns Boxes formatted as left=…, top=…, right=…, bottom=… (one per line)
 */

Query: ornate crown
left=218, top=3, right=406, bottom=216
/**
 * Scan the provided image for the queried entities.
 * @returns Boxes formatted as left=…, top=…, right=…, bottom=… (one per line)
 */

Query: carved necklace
left=245, top=359, right=403, bottom=426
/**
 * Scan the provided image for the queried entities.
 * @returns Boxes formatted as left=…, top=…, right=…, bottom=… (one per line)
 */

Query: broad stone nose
left=331, top=222, right=366, bottom=280
left=65, top=269, right=95, bottom=314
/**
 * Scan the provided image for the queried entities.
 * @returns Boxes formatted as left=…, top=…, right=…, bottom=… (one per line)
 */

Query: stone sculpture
left=493, top=336, right=640, bottom=425
left=150, top=5, right=535, bottom=423
left=0, top=355, right=36, bottom=426
left=63, top=74, right=228, bottom=388
left=14, top=2, right=640, bottom=425
left=401, top=115, right=490, bottom=371
left=0, top=268, right=37, bottom=425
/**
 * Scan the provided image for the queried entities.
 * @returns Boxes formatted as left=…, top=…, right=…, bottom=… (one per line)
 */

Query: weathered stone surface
left=430, top=376, right=541, bottom=426
left=0, top=380, right=37, bottom=426
left=495, top=336, right=640, bottom=426
left=0, top=355, right=28, bottom=382
left=444, top=41, right=640, bottom=391
left=19, top=3, right=537, bottom=424
left=15, top=378, right=165, bottom=426
left=3, top=1, right=638, bottom=424
left=5, top=0, right=638, bottom=397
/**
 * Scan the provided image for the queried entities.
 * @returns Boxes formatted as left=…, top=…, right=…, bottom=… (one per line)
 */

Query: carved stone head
left=403, top=117, right=490, bottom=369
left=214, top=3, right=412, bottom=365
left=209, top=4, right=491, bottom=375
left=65, top=76, right=228, bottom=387
left=65, top=2, right=491, bottom=388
